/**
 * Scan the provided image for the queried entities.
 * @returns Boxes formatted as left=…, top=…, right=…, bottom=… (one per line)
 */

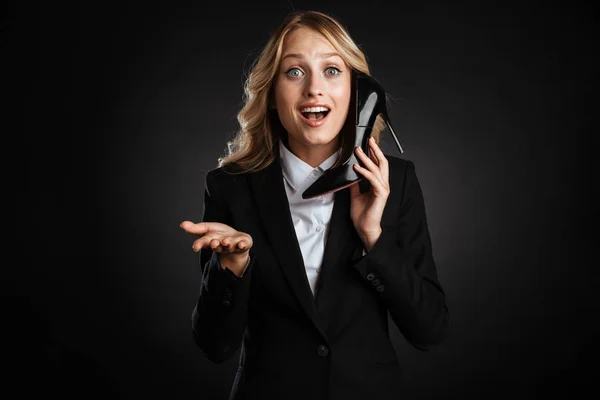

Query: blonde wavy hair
left=217, top=10, right=386, bottom=173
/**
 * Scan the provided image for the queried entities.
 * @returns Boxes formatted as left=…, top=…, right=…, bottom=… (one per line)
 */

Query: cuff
left=221, top=254, right=252, bottom=280
left=352, top=228, right=395, bottom=293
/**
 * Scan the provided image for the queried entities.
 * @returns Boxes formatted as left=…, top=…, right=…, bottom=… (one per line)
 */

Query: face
left=273, top=27, right=352, bottom=163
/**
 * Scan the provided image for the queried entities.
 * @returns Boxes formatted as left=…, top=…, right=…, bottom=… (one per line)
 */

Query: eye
left=286, top=67, right=304, bottom=78
left=325, top=66, right=342, bottom=76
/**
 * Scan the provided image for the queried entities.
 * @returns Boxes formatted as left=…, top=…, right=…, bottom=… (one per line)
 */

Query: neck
left=285, top=137, right=340, bottom=168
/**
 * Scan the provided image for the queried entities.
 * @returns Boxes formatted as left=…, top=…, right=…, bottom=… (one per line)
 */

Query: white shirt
left=279, top=140, right=341, bottom=295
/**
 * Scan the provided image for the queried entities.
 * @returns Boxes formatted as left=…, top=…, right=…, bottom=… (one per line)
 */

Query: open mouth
left=299, top=106, right=331, bottom=128
left=299, top=106, right=330, bottom=124
left=301, top=111, right=330, bottom=120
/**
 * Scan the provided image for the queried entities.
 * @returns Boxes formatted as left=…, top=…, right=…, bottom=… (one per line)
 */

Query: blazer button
left=376, top=285, right=384, bottom=292
left=317, top=345, right=329, bottom=357
left=372, top=279, right=380, bottom=286
left=222, top=299, right=232, bottom=306
left=366, top=273, right=375, bottom=281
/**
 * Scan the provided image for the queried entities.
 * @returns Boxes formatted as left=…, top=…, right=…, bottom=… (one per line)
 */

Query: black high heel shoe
left=302, top=72, right=404, bottom=199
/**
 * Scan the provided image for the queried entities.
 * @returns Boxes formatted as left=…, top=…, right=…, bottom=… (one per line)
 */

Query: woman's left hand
left=349, top=137, right=390, bottom=252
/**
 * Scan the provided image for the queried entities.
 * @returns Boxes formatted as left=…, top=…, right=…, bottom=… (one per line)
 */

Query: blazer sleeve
left=191, top=169, right=254, bottom=364
left=352, top=160, right=449, bottom=351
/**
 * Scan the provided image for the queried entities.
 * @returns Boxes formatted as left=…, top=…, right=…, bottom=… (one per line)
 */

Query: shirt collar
left=279, top=140, right=341, bottom=192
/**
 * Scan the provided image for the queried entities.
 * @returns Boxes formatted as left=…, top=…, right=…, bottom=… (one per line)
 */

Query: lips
left=298, top=109, right=330, bottom=127
left=298, top=103, right=331, bottom=128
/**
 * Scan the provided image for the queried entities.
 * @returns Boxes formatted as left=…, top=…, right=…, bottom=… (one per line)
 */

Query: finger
left=181, top=221, right=211, bottom=236
left=180, top=220, right=196, bottom=231
left=196, top=234, right=251, bottom=253
left=366, top=138, right=381, bottom=164
left=224, top=234, right=253, bottom=251
left=221, top=241, right=248, bottom=253
left=217, top=239, right=251, bottom=254
left=353, top=163, right=387, bottom=194
left=192, top=235, right=222, bottom=252
left=368, top=137, right=389, bottom=183
left=355, top=146, right=383, bottom=180
left=209, top=238, right=224, bottom=252
left=221, top=237, right=243, bottom=253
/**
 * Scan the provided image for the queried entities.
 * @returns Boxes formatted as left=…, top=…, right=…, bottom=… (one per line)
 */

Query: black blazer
left=192, top=153, right=449, bottom=400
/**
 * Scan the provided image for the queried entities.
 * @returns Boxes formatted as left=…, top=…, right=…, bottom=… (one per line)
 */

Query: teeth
left=300, top=106, right=330, bottom=113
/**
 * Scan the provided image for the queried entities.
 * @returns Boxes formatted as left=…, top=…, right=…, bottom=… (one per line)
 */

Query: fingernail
left=357, top=146, right=363, bottom=152
left=369, top=137, right=375, bottom=142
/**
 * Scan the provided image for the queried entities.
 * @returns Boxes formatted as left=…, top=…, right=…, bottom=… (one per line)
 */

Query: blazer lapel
left=314, top=188, right=353, bottom=300
left=250, top=158, right=325, bottom=337
left=314, top=188, right=363, bottom=338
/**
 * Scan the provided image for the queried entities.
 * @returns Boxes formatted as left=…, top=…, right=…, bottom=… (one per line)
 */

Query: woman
left=180, top=10, right=449, bottom=400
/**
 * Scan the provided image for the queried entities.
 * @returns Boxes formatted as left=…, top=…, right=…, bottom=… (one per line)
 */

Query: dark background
left=6, top=1, right=595, bottom=399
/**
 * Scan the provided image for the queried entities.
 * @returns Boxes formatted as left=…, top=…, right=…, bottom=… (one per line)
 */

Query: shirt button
left=317, top=344, right=329, bottom=357
left=312, top=170, right=319, bottom=177
left=316, top=225, right=323, bottom=232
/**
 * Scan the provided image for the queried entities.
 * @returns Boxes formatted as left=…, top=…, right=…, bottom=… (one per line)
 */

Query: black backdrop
left=6, top=1, right=596, bottom=399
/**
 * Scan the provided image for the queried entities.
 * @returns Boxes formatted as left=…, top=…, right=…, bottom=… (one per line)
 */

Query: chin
left=302, top=134, right=338, bottom=146
left=303, top=127, right=341, bottom=141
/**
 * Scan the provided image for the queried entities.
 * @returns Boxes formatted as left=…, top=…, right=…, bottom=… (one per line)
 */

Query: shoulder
left=206, top=163, right=245, bottom=180
left=385, top=154, right=416, bottom=181
left=384, top=154, right=426, bottom=203
left=204, top=163, right=250, bottom=196
left=385, top=154, right=413, bottom=170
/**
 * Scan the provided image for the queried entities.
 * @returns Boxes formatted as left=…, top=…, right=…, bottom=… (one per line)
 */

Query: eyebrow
left=281, top=52, right=342, bottom=61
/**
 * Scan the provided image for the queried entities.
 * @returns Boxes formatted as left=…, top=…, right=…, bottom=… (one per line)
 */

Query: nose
left=305, top=72, right=323, bottom=97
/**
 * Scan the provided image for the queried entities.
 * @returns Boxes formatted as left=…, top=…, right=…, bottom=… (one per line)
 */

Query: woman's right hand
left=180, top=220, right=253, bottom=276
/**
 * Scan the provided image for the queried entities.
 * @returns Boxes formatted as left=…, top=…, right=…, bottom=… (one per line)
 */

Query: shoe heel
left=381, top=108, right=404, bottom=154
